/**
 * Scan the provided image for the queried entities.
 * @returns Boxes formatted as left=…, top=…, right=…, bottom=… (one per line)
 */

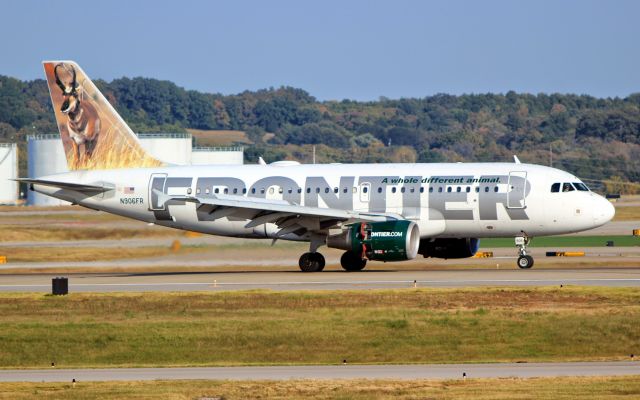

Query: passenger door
left=507, top=171, right=527, bottom=209
left=148, top=173, right=167, bottom=211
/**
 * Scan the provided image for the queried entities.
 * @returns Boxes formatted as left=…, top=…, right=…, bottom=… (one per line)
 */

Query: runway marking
left=0, top=362, right=638, bottom=382
left=1, top=278, right=640, bottom=288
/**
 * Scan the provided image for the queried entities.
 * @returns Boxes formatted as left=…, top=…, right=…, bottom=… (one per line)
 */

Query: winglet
left=513, top=155, right=521, bottom=164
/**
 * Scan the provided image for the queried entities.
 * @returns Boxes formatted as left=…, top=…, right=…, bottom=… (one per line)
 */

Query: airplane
left=17, top=61, right=615, bottom=272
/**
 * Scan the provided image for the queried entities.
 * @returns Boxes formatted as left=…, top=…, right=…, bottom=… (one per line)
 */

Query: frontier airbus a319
left=19, top=61, right=615, bottom=271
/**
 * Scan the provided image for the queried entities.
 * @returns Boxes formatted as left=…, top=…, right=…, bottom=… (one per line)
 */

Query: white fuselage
left=33, top=162, right=614, bottom=241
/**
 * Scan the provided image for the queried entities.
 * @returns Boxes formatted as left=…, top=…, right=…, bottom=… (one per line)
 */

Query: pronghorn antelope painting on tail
left=43, top=61, right=163, bottom=171
left=53, top=63, right=101, bottom=168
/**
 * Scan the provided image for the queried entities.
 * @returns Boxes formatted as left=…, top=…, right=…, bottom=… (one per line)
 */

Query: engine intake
left=418, top=238, right=480, bottom=259
left=327, top=220, right=420, bottom=262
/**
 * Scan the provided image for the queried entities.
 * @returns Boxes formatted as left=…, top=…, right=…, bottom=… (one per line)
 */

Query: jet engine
left=418, top=238, right=480, bottom=259
left=327, top=220, right=420, bottom=262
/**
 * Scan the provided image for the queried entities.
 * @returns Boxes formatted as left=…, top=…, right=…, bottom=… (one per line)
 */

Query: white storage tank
left=191, top=146, right=244, bottom=165
left=27, top=134, right=69, bottom=206
left=0, top=143, right=19, bottom=205
left=138, top=133, right=192, bottom=165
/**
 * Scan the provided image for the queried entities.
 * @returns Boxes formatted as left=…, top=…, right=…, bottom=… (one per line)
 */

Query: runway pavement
left=1, top=362, right=638, bottom=382
left=0, top=244, right=638, bottom=270
left=1, top=268, right=639, bottom=292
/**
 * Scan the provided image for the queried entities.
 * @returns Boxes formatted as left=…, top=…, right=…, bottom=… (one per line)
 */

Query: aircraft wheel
left=340, top=251, right=367, bottom=271
left=299, top=252, right=325, bottom=272
left=517, top=255, right=534, bottom=269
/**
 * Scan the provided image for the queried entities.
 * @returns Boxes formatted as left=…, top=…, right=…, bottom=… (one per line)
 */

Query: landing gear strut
left=515, top=235, right=534, bottom=269
left=340, top=251, right=367, bottom=271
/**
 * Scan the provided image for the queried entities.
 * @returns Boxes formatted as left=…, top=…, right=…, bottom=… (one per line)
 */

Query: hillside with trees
left=1, top=74, right=639, bottom=192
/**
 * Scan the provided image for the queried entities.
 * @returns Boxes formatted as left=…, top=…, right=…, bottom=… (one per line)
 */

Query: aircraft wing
left=14, top=178, right=112, bottom=193
left=154, top=190, right=402, bottom=237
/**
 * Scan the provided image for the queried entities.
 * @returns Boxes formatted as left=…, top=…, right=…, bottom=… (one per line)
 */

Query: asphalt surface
left=1, top=362, right=638, bottom=382
left=1, top=268, right=639, bottom=292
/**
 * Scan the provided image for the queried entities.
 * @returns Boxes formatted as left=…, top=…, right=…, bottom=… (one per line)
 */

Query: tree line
left=1, top=74, right=639, bottom=191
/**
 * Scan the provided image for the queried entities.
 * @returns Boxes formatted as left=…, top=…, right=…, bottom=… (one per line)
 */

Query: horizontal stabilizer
left=14, top=178, right=111, bottom=193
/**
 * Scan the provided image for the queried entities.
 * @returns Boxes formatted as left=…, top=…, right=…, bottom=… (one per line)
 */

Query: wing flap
left=154, top=190, right=401, bottom=230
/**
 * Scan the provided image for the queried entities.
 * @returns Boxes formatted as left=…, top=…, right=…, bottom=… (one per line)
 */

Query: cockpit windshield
left=551, top=182, right=590, bottom=193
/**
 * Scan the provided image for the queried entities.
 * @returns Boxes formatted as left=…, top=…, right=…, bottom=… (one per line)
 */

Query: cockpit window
left=551, top=183, right=560, bottom=193
left=562, top=183, right=575, bottom=192
left=573, top=182, right=589, bottom=191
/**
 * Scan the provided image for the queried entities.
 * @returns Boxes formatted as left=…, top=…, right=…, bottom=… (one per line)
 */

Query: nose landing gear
left=515, top=235, right=534, bottom=269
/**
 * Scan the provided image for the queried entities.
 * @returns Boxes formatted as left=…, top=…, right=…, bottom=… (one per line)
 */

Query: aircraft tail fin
left=42, top=60, right=163, bottom=171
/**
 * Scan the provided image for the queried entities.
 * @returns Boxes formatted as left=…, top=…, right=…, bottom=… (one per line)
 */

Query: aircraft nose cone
left=593, top=196, right=615, bottom=226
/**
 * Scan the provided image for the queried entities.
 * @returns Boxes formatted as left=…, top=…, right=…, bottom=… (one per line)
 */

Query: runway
left=1, top=362, right=638, bottom=382
left=1, top=268, right=639, bottom=292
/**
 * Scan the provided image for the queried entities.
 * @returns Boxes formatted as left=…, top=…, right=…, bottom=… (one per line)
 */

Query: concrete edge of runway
left=2, top=268, right=640, bottom=292
left=1, top=362, right=639, bottom=382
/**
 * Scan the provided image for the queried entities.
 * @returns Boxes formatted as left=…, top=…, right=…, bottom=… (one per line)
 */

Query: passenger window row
left=195, top=185, right=503, bottom=195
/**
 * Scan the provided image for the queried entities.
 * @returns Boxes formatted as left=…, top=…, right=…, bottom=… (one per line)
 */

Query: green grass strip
left=481, top=235, right=639, bottom=248
left=0, top=288, right=638, bottom=368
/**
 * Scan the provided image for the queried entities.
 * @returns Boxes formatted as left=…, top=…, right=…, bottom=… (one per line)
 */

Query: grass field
left=0, top=245, right=212, bottom=262
left=0, top=241, right=306, bottom=264
left=613, top=205, right=640, bottom=221
left=0, top=225, right=177, bottom=242
left=0, top=288, right=638, bottom=369
left=0, top=211, right=121, bottom=222
left=1, top=376, right=639, bottom=400
left=481, top=235, right=639, bottom=248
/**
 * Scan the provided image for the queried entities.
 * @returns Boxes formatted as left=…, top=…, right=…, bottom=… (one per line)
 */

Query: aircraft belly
left=182, top=218, right=257, bottom=237
left=441, top=220, right=481, bottom=237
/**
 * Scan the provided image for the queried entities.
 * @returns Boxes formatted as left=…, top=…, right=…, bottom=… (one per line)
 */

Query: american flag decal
left=123, top=187, right=135, bottom=194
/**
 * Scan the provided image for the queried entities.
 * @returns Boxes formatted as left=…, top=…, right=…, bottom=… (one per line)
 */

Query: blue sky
left=1, top=0, right=638, bottom=100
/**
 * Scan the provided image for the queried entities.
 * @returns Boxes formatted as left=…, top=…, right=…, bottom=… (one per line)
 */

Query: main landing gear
left=515, top=235, right=534, bottom=269
left=298, top=234, right=369, bottom=272
left=299, top=252, right=325, bottom=272
left=298, top=234, right=326, bottom=272
left=298, top=250, right=368, bottom=272
left=340, top=250, right=367, bottom=271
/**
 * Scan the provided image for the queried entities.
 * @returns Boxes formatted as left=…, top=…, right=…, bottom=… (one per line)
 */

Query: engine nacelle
left=418, top=238, right=480, bottom=259
left=327, top=220, right=420, bottom=262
